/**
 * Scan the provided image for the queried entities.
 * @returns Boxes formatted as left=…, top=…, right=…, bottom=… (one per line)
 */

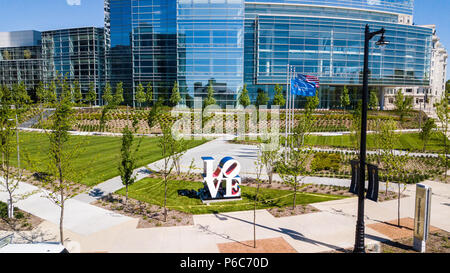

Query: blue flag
left=290, top=75, right=316, bottom=96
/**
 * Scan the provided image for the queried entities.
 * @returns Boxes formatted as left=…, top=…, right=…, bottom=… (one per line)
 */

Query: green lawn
left=305, top=132, right=447, bottom=153
left=12, top=132, right=207, bottom=186
left=116, top=177, right=346, bottom=214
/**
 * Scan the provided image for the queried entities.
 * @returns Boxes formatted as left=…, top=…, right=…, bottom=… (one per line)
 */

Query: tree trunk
left=397, top=183, right=401, bottom=227
left=164, top=176, right=168, bottom=222
left=293, top=180, right=297, bottom=209
left=269, top=171, right=273, bottom=184
left=126, top=185, right=129, bottom=205
left=253, top=184, right=260, bottom=248
left=60, top=189, right=64, bottom=244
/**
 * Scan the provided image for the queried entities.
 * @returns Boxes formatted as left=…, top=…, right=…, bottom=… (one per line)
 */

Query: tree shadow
left=205, top=213, right=344, bottom=251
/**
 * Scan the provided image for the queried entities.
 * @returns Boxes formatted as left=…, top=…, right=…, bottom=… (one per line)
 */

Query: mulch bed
left=266, top=205, right=319, bottom=218
left=94, top=193, right=194, bottom=228
left=217, top=237, right=297, bottom=253
left=0, top=208, right=43, bottom=232
left=368, top=217, right=440, bottom=240
left=380, top=229, right=450, bottom=253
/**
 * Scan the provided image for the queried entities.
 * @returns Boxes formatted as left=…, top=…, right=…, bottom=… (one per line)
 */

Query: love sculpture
left=201, top=156, right=241, bottom=201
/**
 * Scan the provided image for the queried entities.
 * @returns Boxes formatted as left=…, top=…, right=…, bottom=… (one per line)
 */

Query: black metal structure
left=354, top=24, right=388, bottom=253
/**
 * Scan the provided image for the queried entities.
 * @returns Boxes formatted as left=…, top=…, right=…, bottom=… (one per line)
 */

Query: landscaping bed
left=94, top=193, right=194, bottom=228
left=0, top=201, right=43, bottom=232
left=114, top=176, right=347, bottom=215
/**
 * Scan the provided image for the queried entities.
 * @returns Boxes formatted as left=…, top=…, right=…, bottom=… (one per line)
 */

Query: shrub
left=0, top=201, right=7, bottom=218
left=311, top=152, right=341, bottom=172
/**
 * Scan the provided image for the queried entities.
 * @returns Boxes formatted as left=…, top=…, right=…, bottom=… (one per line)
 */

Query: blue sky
left=0, top=0, right=448, bottom=80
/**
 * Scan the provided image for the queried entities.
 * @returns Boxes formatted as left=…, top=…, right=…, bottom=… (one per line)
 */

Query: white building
left=383, top=25, right=448, bottom=114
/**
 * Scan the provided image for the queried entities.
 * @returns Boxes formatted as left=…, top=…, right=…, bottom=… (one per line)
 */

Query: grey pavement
left=0, top=180, right=134, bottom=236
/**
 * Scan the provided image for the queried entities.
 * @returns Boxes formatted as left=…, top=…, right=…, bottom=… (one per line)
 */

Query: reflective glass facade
left=105, top=0, right=432, bottom=107
left=177, top=0, right=244, bottom=105
left=132, top=0, right=177, bottom=101
left=0, top=46, right=44, bottom=92
left=42, top=27, right=106, bottom=104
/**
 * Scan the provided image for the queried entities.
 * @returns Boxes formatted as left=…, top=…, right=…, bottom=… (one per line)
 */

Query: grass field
left=305, top=132, right=447, bottom=153
left=116, top=177, right=346, bottom=214
left=11, top=132, right=207, bottom=186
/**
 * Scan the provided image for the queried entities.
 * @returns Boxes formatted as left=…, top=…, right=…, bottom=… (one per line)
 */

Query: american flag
left=301, top=74, right=320, bottom=88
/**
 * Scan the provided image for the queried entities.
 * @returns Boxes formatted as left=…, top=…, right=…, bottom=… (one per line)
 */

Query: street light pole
left=354, top=24, right=388, bottom=253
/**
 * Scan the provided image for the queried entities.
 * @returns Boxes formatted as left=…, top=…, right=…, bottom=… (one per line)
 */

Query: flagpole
left=285, top=64, right=289, bottom=149
left=291, top=67, right=295, bottom=148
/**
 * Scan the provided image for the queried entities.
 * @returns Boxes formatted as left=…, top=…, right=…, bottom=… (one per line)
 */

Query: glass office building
left=0, top=31, right=44, bottom=95
left=106, top=0, right=432, bottom=107
left=0, top=46, right=44, bottom=93
left=42, top=27, right=106, bottom=104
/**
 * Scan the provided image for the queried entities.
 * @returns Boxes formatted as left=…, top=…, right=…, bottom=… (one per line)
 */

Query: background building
left=0, top=31, right=44, bottom=96
left=0, top=0, right=445, bottom=111
left=42, top=27, right=106, bottom=105
left=106, top=0, right=435, bottom=108
left=383, top=25, right=448, bottom=113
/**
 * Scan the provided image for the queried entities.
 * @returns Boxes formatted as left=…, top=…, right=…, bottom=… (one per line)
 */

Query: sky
left=0, top=0, right=448, bottom=80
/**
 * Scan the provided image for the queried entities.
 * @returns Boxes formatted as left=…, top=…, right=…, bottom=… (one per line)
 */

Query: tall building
left=383, top=25, right=448, bottom=113
left=41, top=27, right=107, bottom=104
left=106, top=0, right=433, bottom=108
left=0, top=31, right=44, bottom=93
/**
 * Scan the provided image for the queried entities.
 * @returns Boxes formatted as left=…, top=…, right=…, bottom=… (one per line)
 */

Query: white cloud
left=67, top=0, right=81, bottom=6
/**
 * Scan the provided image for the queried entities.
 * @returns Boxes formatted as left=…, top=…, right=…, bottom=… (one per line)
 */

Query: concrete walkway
left=5, top=179, right=446, bottom=253
left=0, top=180, right=134, bottom=237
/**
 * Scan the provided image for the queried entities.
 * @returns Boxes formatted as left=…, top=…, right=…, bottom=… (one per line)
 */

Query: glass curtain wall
left=132, top=0, right=177, bottom=103
left=42, top=27, right=106, bottom=104
left=177, top=0, right=244, bottom=107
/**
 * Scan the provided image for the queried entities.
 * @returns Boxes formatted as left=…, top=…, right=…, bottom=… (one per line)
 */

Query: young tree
left=369, top=89, right=379, bottom=110
left=171, top=138, right=187, bottom=176
left=47, top=80, right=57, bottom=104
left=256, top=88, right=269, bottom=108
left=0, top=86, right=34, bottom=219
left=135, top=83, right=146, bottom=108
left=377, top=119, right=398, bottom=195
left=145, top=82, right=153, bottom=108
left=102, top=83, right=113, bottom=106
left=73, top=81, right=82, bottom=105
left=350, top=100, right=362, bottom=150
left=238, top=84, right=251, bottom=107
left=36, top=82, right=46, bottom=105
left=420, top=118, right=436, bottom=152
left=305, top=91, right=319, bottom=117
left=382, top=151, right=409, bottom=228
left=203, top=81, right=216, bottom=108
left=147, top=97, right=163, bottom=129
left=85, top=82, right=97, bottom=107
left=340, top=86, right=350, bottom=110
left=272, top=84, right=285, bottom=107
left=277, top=147, right=313, bottom=209
left=253, top=146, right=265, bottom=248
left=260, top=144, right=280, bottom=184
left=113, top=82, right=124, bottom=106
left=41, top=84, right=84, bottom=244
left=434, top=94, right=449, bottom=179
left=118, top=118, right=142, bottom=204
left=278, top=117, right=313, bottom=208
left=169, top=81, right=181, bottom=107
left=394, top=89, right=413, bottom=123
left=158, top=118, right=177, bottom=222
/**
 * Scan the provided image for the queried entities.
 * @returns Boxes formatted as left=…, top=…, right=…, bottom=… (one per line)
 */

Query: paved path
left=8, top=180, right=446, bottom=253
left=0, top=180, right=134, bottom=237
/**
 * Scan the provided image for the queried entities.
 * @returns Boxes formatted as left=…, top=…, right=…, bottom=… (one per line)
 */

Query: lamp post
left=354, top=24, right=389, bottom=253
